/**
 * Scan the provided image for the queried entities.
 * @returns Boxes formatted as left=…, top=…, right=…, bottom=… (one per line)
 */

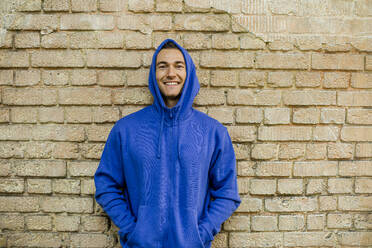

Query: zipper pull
left=170, top=111, right=173, bottom=119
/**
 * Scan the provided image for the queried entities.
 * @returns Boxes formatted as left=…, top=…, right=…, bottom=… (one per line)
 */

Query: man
left=94, top=39, right=241, bottom=248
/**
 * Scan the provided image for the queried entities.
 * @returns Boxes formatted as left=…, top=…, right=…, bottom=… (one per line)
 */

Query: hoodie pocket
left=125, top=205, right=161, bottom=248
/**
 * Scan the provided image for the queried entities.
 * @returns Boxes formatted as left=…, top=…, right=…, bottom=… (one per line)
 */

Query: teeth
left=165, top=82, right=178, bottom=85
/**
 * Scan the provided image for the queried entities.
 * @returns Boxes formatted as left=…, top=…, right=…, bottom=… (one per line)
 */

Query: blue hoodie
left=94, top=39, right=241, bottom=248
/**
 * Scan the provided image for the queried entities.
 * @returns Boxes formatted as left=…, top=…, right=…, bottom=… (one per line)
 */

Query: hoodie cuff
left=118, top=221, right=136, bottom=242
left=198, top=216, right=214, bottom=245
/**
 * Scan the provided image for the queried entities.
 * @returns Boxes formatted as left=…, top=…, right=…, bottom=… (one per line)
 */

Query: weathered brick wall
left=0, top=0, right=371, bottom=247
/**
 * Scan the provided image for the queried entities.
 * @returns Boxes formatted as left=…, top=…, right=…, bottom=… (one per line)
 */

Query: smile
left=165, top=82, right=179, bottom=85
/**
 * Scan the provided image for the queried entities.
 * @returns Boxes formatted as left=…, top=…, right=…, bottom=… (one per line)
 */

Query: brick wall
left=0, top=0, right=371, bottom=247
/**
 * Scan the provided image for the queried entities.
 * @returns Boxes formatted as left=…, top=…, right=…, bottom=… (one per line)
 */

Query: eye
left=176, top=64, right=184, bottom=69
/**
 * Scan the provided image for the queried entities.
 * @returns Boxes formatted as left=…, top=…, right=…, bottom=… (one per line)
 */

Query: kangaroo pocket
left=125, top=205, right=162, bottom=248
left=169, top=207, right=205, bottom=248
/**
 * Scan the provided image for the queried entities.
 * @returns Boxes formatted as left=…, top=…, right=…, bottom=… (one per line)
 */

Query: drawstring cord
left=157, top=110, right=164, bottom=159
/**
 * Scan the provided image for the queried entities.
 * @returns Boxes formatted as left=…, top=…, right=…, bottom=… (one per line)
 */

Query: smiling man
left=94, top=39, right=241, bottom=248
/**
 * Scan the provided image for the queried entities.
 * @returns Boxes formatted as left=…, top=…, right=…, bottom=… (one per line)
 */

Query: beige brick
left=347, top=109, right=372, bottom=124
left=320, top=196, right=337, bottom=211
left=320, top=108, right=345, bottom=124
left=156, top=0, right=182, bottom=12
left=81, top=143, right=105, bottom=159
left=126, top=69, right=148, bottom=86
left=355, top=0, right=372, bottom=16
left=97, top=70, right=125, bottom=86
left=236, top=197, right=262, bottom=212
left=258, top=126, right=311, bottom=141
left=0, top=124, right=33, bottom=141
left=0, top=108, right=10, bottom=123
left=306, top=179, right=326, bottom=195
left=278, top=179, right=303, bottom=195
left=201, top=51, right=254, bottom=68
left=279, top=143, right=305, bottom=160
left=68, top=161, right=99, bottom=177
left=51, top=142, right=79, bottom=159
left=55, top=215, right=80, bottom=231
left=0, top=179, right=24, bottom=193
left=256, top=53, right=309, bottom=69
left=71, top=70, right=97, bottom=86
left=7, top=14, right=58, bottom=30
left=239, top=71, right=266, bottom=87
left=0, top=50, right=29, bottom=68
left=251, top=216, right=278, bottom=231
left=70, top=233, right=112, bottom=248
left=236, top=179, right=248, bottom=194
left=0, top=214, right=24, bottom=230
left=354, top=213, right=372, bottom=229
left=266, top=197, right=317, bottom=212
left=53, top=179, right=80, bottom=194
left=99, top=0, right=124, bottom=11
left=87, top=50, right=141, bottom=68
left=327, top=143, right=353, bottom=159
left=352, top=37, right=372, bottom=52
left=15, top=160, right=66, bottom=177
left=356, top=143, right=372, bottom=158
left=240, top=35, right=266, bottom=50
left=294, top=161, right=337, bottom=177
left=81, top=179, right=95, bottom=195
left=325, top=71, right=351, bottom=88
left=15, top=32, right=40, bottom=48
left=0, top=31, right=13, bottom=48
left=268, top=40, right=294, bottom=51
left=11, top=107, right=38, bottom=123
left=41, top=197, right=93, bottom=213
left=197, top=69, right=210, bottom=87
left=283, top=90, right=336, bottom=106
left=125, top=32, right=152, bottom=49
left=59, top=88, right=111, bottom=105
left=251, top=144, right=277, bottom=160
left=92, top=107, right=119, bottom=123
left=223, top=215, right=250, bottom=231
left=194, top=88, right=225, bottom=106
left=128, top=0, right=154, bottom=12
left=313, top=126, right=339, bottom=141
left=184, top=0, right=211, bottom=10
left=15, top=0, right=42, bottom=11
left=61, top=14, right=114, bottom=30
left=23, top=141, right=53, bottom=159
left=26, top=215, right=52, bottom=231
left=210, top=70, right=238, bottom=87
left=0, top=160, right=12, bottom=176
left=338, top=92, right=372, bottom=107
left=207, top=108, right=233, bottom=124
left=338, top=231, right=372, bottom=246
left=307, top=214, right=325, bottom=230
left=230, top=232, right=282, bottom=247
left=0, top=197, right=39, bottom=212
left=341, top=126, right=372, bottom=141
left=42, top=70, right=69, bottom=86
left=31, top=124, right=84, bottom=141
left=351, top=73, right=372, bottom=88
left=227, top=126, right=256, bottom=142
left=340, top=161, right=372, bottom=176
left=279, top=215, right=304, bottom=231
left=312, top=54, right=364, bottom=70
left=0, top=142, right=24, bottom=158
left=65, top=107, right=91, bottom=123
left=82, top=216, right=108, bottom=232
left=118, top=14, right=172, bottom=32
left=27, top=179, right=52, bottom=194
left=250, top=179, right=276, bottom=195
left=14, top=69, right=40, bottom=86
left=182, top=33, right=211, bottom=50
left=43, top=0, right=69, bottom=11
left=236, top=107, right=263, bottom=124
left=366, top=56, right=372, bottom=70
left=264, top=108, right=290, bottom=124
left=237, top=161, right=255, bottom=177
left=0, top=70, right=13, bottom=85
left=355, top=178, right=372, bottom=193
left=284, top=232, right=336, bottom=247
left=212, top=34, right=239, bottom=49
left=233, top=143, right=250, bottom=160
left=295, top=71, right=322, bottom=88
left=112, top=88, right=152, bottom=105
left=174, top=14, right=229, bottom=31
left=31, top=50, right=84, bottom=68
left=328, top=178, right=352, bottom=194
left=256, top=162, right=292, bottom=177
left=41, top=32, right=68, bottom=48
left=86, top=125, right=111, bottom=142
left=339, top=196, right=372, bottom=211
left=39, top=107, right=64, bottom=123
left=8, top=233, right=62, bottom=247
left=70, top=31, right=124, bottom=49
left=327, top=213, right=352, bottom=229
left=71, top=0, right=97, bottom=12
left=227, top=89, right=281, bottom=106
left=267, top=71, right=293, bottom=88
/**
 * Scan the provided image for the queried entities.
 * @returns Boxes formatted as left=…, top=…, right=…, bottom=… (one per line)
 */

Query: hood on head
left=148, top=39, right=200, bottom=118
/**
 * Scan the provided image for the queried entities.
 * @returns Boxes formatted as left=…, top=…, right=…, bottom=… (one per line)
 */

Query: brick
left=81, top=179, right=95, bottom=195
left=284, top=232, right=336, bottom=247
left=184, top=0, right=211, bottom=11
left=307, top=214, right=325, bottom=230
left=31, top=50, right=84, bottom=67
left=15, top=160, right=66, bottom=177
left=339, top=161, right=372, bottom=176
left=320, top=108, right=345, bottom=124
left=236, top=197, right=262, bottom=212
left=41, top=197, right=93, bottom=213
left=0, top=108, right=10, bottom=123
left=239, top=71, right=266, bottom=87
left=356, top=143, right=372, bottom=158
left=323, top=72, right=349, bottom=88
left=32, top=124, right=84, bottom=141
left=256, top=53, right=308, bottom=69
left=8, top=233, right=61, bottom=247
left=279, top=143, right=305, bottom=160
left=0, top=124, right=32, bottom=140
left=327, top=143, right=353, bottom=159
left=269, top=0, right=297, bottom=14
left=238, top=178, right=250, bottom=193
left=41, top=32, right=68, bottom=48
left=227, top=89, right=281, bottom=106
left=212, top=34, right=239, bottom=49
left=251, top=144, right=277, bottom=160
left=81, top=143, right=105, bottom=159
left=128, top=0, right=154, bottom=12
left=26, top=215, right=52, bottom=231
left=42, top=70, right=69, bottom=86
left=112, top=88, right=152, bottom=105
left=339, top=196, right=372, bottom=211
left=207, top=108, right=233, bottom=124
left=201, top=51, right=254, bottom=68
left=266, top=197, right=317, bottom=212
left=194, top=88, right=224, bottom=106
left=197, top=69, right=210, bottom=87
left=24, top=141, right=53, bottom=159
left=223, top=216, right=250, bottom=231
left=347, top=109, right=372, bottom=124
left=156, top=0, right=182, bottom=12
left=328, top=178, right=352, bottom=194
left=351, top=37, right=372, bottom=52
left=0, top=197, right=39, bottom=212
left=53, top=179, right=80, bottom=194
left=59, top=88, right=111, bottom=105
left=279, top=215, right=304, bottom=231
left=233, top=143, right=250, bottom=160
left=355, top=179, right=372, bottom=193
left=97, top=70, right=125, bottom=87
left=264, top=108, right=290, bottom=124
left=256, top=162, right=292, bottom=177
left=55, top=215, right=80, bottom=231
left=87, top=50, right=141, bottom=68
left=14, top=69, right=40, bottom=86
left=11, top=107, right=38, bottom=123
left=295, top=72, right=322, bottom=88
left=68, top=161, right=99, bottom=177
left=258, top=126, right=311, bottom=141
left=71, top=70, right=97, bottom=86
left=0, top=214, right=24, bottom=230
left=320, top=196, right=337, bottom=211
left=354, top=213, right=372, bottom=229
left=27, top=179, right=52, bottom=194
left=183, top=33, right=211, bottom=50
left=351, top=73, right=372, bottom=88
left=312, top=54, right=364, bottom=70
left=240, top=35, right=266, bottom=49
left=237, top=161, right=255, bottom=177
left=230, top=232, right=282, bottom=247
left=125, top=32, right=152, bottom=49
left=341, top=126, right=372, bottom=141
left=338, top=232, right=372, bottom=246
left=175, top=14, right=229, bottom=31
left=86, top=125, right=111, bottom=141
left=0, top=179, right=24, bottom=193
left=65, top=107, right=91, bottom=123
left=118, top=14, right=172, bottom=32
left=0, top=50, right=29, bottom=67
left=211, top=70, right=238, bottom=87
left=39, top=107, right=64, bottom=123
left=293, top=107, right=319, bottom=124
left=0, top=142, right=24, bottom=158
left=294, top=161, right=337, bottom=177
left=15, top=32, right=40, bottom=48
left=0, top=160, right=12, bottom=176
left=70, top=31, right=124, bottom=49
left=278, top=179, right=303, bottom=195
left=82, top=216, right=108, bottom=232
left=16, top=0, right=42, bottom=11
left=43, top=0, right=69, bottom=11
left=71, top=0, right=97, bottom=12
left=267, top=71, right=293, bottom=88
left=355, top=0, right=372, bottom=16
left=7, top=14, right=58, bottom=30
left=236, top=107, right=263, bottom=123
left=268, top=40, right=294, bottom=51
left=92, top=107, right=119, bottom=123
left=307, top=179, right=325, bottom=195
left=251, top=216, right=278, bottom=231
left=227, top=126, right=256, bottom=142
left=99, top=0, right=124, bottom=11
left=366, top=56, right=372, bottom=70
left=52, top=142, right=79, bottom=159
left=313, top=126, right=339, bottom=141
left=0, top=70, right=13, bottom=86
left=61, top=14, right=114, bottom=30
left=3, top=87, right=57, bottom=105
left=250, top=179, right=276, bottom=195
left=283, top=90, right=336, bottom=106
left=70, top=234, right=112, bottom=248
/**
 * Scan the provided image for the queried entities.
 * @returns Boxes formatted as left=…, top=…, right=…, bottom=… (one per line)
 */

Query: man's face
left=155, top=48, right=186, bottom=108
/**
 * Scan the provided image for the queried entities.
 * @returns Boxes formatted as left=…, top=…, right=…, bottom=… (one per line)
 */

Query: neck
left=165, top=99, right=178, bottom=108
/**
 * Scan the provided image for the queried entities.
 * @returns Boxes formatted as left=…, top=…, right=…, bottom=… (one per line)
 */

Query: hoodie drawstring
left=157, top=110, right=164, bottom=158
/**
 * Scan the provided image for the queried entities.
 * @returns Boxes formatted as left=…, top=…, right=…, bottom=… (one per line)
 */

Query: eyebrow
left=156, top=61, right=185, bottom=66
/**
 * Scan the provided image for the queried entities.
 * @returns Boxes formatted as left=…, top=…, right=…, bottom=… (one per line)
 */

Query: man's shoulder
left=115, top=105, right=154, bottom=127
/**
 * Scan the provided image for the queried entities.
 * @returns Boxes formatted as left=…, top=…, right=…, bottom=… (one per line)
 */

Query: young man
left=94, top=39, right=241, bottom=248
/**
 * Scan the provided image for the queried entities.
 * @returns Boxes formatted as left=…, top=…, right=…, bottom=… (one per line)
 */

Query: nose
left=167, top=66, right=176, bottom=78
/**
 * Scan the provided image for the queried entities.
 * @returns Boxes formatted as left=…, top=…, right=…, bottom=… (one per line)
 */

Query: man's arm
left=94, top=123, right=136, bottom=242
left=198, top=127, right=241, bottom=245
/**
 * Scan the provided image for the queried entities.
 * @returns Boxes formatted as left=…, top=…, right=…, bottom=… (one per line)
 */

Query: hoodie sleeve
left=94, top=123, right=136, bottom=242
left=198, top=127, right=241, bottom=245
